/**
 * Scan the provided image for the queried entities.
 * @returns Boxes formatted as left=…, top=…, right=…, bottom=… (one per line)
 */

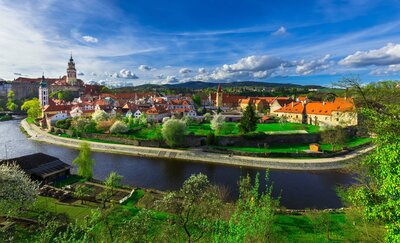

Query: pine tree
left=239, top=104, right=258, bottom=133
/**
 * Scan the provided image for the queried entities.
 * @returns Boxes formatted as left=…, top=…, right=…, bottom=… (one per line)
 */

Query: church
left=11, top=55, right=85, bottom=99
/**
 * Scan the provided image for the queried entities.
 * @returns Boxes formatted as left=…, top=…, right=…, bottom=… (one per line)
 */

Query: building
left=11, top=55, right=85, bottom=99
left=272, top=97, right=357, bottom=127
left=38, top=74, right=49, bottom=107
left=210, top=84, right=245, bottom=108
left=0, top=80, right=11, bottom=97
left=1, top=153, right=71, bottom=182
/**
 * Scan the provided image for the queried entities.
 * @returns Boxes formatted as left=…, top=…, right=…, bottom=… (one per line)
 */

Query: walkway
left=21, top=119, right=375, bottom=171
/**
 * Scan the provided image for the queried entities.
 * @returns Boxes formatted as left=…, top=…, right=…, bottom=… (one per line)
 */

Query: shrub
left=110, top=121, right=129, bottom=134
left=92, top=110, right=110, bottom=122
left=96, top=120, right=114, bottom=132
left=162, top=119, right=187, bottom=147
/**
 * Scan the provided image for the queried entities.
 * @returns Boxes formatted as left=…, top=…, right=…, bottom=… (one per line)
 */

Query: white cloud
left=90, top=72, right=97, bottom=76
left=113, top=69, right=139, bottom=79
left=198, top=68, right=207, bottom=74
left=155, top=74, right=165, bottom=79
left=295, top=54, right=332, bottom=75
left=82, top=35, right=98, bottom=43
left=272, top=26, right=287, bottom=36
left=370, top=64, right=400, bottom=75
left=339, top=43, right=400, bottom=67
left=164, top=75, right=179, bottom=84
left=253, top=71, right=269, bottom=78
left=138, top=65, right=152, bottom=71
left=222, top=55, right=284, bottom=72
left=179, top=68, right=192, bottom=74
left=77, top=71, right=84, bottom=76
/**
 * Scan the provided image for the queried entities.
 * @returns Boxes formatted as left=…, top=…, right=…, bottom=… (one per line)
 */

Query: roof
left=43, top=101, right=73, bottom=112
left=1, top=153, right=71, bottom=180
left=52, top=76, right=84, bottom=87
left=146, top=106, right=169, bottom=115
left=217, top=84, right=222, bottom=92
left=274, top=102, right=304, bottom=114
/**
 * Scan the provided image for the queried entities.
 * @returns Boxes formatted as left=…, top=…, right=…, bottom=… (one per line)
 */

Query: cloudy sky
left=1, top=0, right=400, bottom=86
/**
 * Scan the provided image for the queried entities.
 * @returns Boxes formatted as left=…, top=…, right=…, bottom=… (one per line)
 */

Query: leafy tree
left=320, top=126, right=347, bottom=151
left=21, top=98, right=41, bottom=119
left=96, top=119, right=114, bottom=132
left=215, top=171, right=279, bottom=242
left=181, top=115, right=193, bottom=125
left=73, top=142, right=95, bottom=179
left=338, top=78, right=400, bottom=241
left=138, top=113, right=147, bottom=126
left=71, top=117, right=91, bottom=135
left=73, top=184, right=95, bottom=204
left=210, top=113, right=225, bottom=135
left=157, top=173, right=222, bottom=242
left=203, top=112, right=211, bottom=122
left=6, top=90, right=18, bottom=111
left=161, top=119, right=187, bottom=147
left=92, top=110, right=110, bottom=122
left=110, top=120, right=128, bottom=134
left=306, top=210, right=333, bottom=241
left=192, top=94, right=201, bottom=107
left=97, top=172, right=123, bottom=208
left=0, top=163, right=38, bottom=215
left=239, top=104, right=258, bottom=133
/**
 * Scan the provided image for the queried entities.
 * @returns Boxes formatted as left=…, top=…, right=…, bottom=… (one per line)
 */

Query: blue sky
left=1, top=0, right=400, bottom=87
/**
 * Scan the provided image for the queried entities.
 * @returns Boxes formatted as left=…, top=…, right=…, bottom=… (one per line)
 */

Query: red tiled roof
left=274, top=102, right=304, bottom=114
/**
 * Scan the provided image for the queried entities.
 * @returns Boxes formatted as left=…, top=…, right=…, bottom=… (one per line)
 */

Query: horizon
left=1, top=1, right=400, bottom=87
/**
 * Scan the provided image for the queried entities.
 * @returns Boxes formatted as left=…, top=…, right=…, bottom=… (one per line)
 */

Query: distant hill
left=129, top=81, right=325, bottom=90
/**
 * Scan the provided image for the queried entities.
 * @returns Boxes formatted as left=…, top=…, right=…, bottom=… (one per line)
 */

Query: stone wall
left=216, top=133, right=320, bottom=147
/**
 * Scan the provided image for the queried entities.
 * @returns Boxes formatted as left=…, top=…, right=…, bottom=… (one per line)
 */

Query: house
left=1, top=153, right=71, bottom=182
left=269, top=97, right=293, bottom=113
left=146, top=106, right=170, bottom=122
left=273, top=101, right=305, bottom=123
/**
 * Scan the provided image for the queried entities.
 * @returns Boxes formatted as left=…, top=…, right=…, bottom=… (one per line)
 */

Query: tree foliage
left=73, top=142, right=95, bottom=179
left=21, top=98, right=41, bottom=119
left=0, top=163, right=38, bottom=215
left=210, top=113, right=225, bottom=134
left=239, top=104, right=258, bottom=134
left=161, top=119, right=187, bottom=147
left=338, top=78, right=400, bottom=241
left=110, top=120, right=128, bottom=134
left=92, top=110, right=110, bottom=122
left=157, top=173, right=222, bottom=242
left=6, top=90, right=18, bottom=111
left=320, top=126, right=347, bottom=151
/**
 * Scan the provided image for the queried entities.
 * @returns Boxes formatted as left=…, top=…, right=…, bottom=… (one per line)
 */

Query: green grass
left=215, top=137, right=372, bottom=153
left=122, top=188, right=145, bottom=208
left=188, top=122, right=319, bottom=136
left=26, top=117, right=35, bottom=124
left=53, top=175, right=86, bottom=188
left=33, top=196, right=94, bottom=223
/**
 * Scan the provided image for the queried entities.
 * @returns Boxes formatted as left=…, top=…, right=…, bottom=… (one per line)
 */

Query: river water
left=0, top=119, right=355, bottom=209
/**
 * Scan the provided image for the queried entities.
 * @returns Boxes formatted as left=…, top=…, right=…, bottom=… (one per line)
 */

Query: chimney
left=323, top=101, right=326, bottom=106
left=291, top=101, right=294, bottom=107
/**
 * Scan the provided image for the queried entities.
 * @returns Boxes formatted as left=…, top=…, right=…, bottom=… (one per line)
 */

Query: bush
left=92, top=110, right=110, bottom=122
left=96, top=120, right=114, bottom=132
left=110, top=121, right=129, bottom=134
left=161, top=119, right=187, bottom=147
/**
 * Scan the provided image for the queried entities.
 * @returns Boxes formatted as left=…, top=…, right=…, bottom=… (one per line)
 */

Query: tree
left=97, top=172, right=123, bottom=208
left=157, top=173, right=222, bottom=242
left=338, top=78, right=400, bottom=241
left=215, top=171, right=279, bottom=242
left=0, top=163, right=38, bottom=215
left=203, top=112, right=211, bottom=122
left=210, top=113, right=225, bottom=135
left=92, top=110, right=109, bottom=122
left=6, top=90, right=18, bottom=111
left=21, top=98, right=41, bottom=119
left=181, top=115, right=193, bottom=125
left=71, top=117, right=91, bottom=135
left=73, top=142, right=95, bottom=179
left=239, top=104, right=258, bottom=133
left=320, top=126, right=347, bottom=151
left=73, top=184, right=95, bottom=204
left=161, top=119, right=187, bottom=147
left=192, top=94, right=201, bottom=107
left=110, top=121, right=128, bottom=134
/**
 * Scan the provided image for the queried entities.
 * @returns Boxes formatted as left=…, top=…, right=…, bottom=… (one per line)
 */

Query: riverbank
left=21, top=119, right=375, bottom=170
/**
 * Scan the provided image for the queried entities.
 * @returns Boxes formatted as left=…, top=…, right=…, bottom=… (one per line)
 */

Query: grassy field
left=188, top=122, right=319, bottom=136
left=215, top=137, right=372, bottom=153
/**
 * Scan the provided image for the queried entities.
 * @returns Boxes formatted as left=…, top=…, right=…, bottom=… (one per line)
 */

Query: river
left=0, top=119, right=355, bottom=209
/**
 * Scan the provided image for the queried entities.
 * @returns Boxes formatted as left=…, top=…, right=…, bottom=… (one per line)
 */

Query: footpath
left=21, top=119, right=375, bottom=171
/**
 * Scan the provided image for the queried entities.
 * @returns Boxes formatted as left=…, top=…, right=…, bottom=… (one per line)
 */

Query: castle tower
left=216, top=84, right=223, bottom=107
left=39, top=74, right=49, bottom=107
left=67, top=54, right=77, bottom=85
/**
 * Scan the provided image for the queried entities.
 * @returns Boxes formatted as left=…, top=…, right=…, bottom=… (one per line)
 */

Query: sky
left=1, top=0, right=400, bottom=87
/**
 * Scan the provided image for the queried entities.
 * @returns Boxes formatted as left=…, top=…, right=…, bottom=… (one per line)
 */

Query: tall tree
left=239, top=104, right=258, bottom=133
left=97, top=172, right=123, bottom=208
left=73, top=142, right=95, bottom=179
left=157, top=173, right=222, bottom=242
left=210, top=113, right=225, bottom=135
left=161, top=119, right=187, bottom=147
left=6, top=90, right=18, bottom=111
left=338, top=78, right=400, bottom=241
left=21, top=98, right=41, bottom=119
left=320, top=126, right=347, bottom=151
left=0, top=163, right=39, bottom=215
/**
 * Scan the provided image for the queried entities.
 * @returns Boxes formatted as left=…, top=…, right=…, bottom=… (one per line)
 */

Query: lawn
left=215, top=137, right=372, bottom=153
left=187, top=122, right=319, bottom=136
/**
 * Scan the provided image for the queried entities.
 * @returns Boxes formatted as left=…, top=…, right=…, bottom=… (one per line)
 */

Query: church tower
left=216, top=84, right=223, bottom=107
left=39, top=74, right=49, bottom=107
left=67, top=54, right=77, bottom=86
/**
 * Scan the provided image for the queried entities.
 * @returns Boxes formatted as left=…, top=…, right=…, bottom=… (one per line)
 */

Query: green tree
left=21, top=98, right=41, bottom=119
left=338, top=78, right=400, bottom=241
left=239, top=104, right=258, bottom=133
left=97, top=172, right=123, bottom=208
left=161, top=119, right=187, bottom=147
left=6, top=90, right=18, bottom=111
left=73, top=184, right=95, bottom=204
left=320, top=126, right=347, bottom=151
left=0, top=163, right=39, bottom=216
left=92, top=110, right=109, bottom=122
left=110, top=120, right=128, bottom=134
left=157, top=173, right=222, bottom=242
left=210, top=113, right=225, bottom=135
left=192, top=94, right=201, bottom=107
left=73, top=142, right=95, bottom=179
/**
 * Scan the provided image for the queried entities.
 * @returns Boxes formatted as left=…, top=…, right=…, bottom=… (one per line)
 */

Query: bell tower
left=39, top=74, right=49, bottom=107
left=67, top=54, right=77, bottom=85
left=216, top=84, right=223, bottom=107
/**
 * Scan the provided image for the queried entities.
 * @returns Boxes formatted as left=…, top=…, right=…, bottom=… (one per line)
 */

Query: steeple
left=66, top=54, right=77, bottom=85
left=39, top=73, right=47, bottom=88
left=217, top=83, right=222, bottom=93
left=216, top=84, right=223, bottom=107
left=39, top=73, right=49, bottom=107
